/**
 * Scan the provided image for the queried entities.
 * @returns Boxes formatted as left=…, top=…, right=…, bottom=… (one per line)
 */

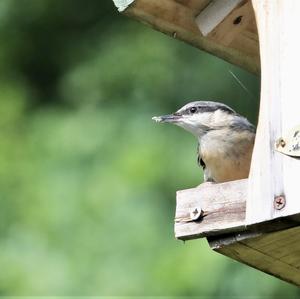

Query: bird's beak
left=152, top=113, right=182, bottom=123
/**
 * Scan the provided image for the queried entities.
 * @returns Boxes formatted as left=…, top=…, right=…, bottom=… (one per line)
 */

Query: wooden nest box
left=113, top=0, right=300, bottom=286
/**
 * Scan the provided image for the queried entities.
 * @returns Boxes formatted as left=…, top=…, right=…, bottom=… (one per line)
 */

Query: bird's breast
left=199, top=129, right=255, bottom=182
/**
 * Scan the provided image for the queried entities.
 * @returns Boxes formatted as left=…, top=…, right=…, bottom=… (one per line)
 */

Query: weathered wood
left=112, top=0, right=260, bottom=74
left=175, top=178, right=298, bottom=241
left=175, top=0, right=211, bottom=14
left=208, top=225, right=300, bottom=286
left=207, top=0, right=258, bottom=58
left=247, top=0, right=300, bottom=224
left=175, top=179, right=247, bottom=240
left=196, top=0, right=244, bottom=36
left=115, top=0, right=300, bottom=287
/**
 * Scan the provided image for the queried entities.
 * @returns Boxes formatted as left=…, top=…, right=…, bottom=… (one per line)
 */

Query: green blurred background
left=0, top=0, right=298, bottom=296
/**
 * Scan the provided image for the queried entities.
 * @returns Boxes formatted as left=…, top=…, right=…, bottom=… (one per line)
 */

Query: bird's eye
left=190, top=107, right=197, bottom=114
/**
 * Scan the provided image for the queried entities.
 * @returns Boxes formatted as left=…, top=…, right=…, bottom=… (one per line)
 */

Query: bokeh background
left=0, top=0, right=299, bottom=296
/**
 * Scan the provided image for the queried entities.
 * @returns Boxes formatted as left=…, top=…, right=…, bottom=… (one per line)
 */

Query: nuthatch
left=152, top=101, right=255, bottom=183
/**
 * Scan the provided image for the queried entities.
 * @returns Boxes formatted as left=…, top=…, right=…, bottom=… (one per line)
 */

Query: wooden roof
left=113, top=0, right=260, bottom=74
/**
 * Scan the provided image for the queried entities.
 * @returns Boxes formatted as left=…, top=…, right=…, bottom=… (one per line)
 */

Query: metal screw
left=274, top=195, right=286, bottom=210
left=189, top=207, right=203, bottom=220
left=275, top=138, right=286, bottom=149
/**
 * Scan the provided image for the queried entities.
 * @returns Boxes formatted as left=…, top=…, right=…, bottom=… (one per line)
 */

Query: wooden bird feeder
left=113, top=0, right=300, bottom=286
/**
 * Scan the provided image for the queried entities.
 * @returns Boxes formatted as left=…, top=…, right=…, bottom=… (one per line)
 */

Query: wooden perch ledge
left=175, top=178, right=300, bottom=241
left=175, top=179, right=300, bottom=286
left=175, top=179, right=247, bottom=240
left=175, top=179, right=300, bottom=241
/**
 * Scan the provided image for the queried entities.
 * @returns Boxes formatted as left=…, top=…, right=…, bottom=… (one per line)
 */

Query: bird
left=152, top=101, right=256, bottom=183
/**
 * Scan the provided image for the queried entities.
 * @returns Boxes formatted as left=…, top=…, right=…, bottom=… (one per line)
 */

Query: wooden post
left=247, top=0, right=300, bottom=224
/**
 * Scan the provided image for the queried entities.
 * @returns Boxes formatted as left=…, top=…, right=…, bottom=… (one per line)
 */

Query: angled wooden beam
left=112, top=0, right=260, bottom=74
left=205, top=0, right=258, bottom=57
left=208, top=225, right=300, bottom=286
left=196, top=0, right=244, bottom=36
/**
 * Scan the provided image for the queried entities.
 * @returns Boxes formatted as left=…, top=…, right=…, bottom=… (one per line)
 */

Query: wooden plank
left=175, top=0, right=211, bottom=15
left=205, top=0, right=259, bottom=59
left=209, top=226, right=300, bottom=286
left=175, top=178, right=299, bottom=241
left=231, top=29, right=259, bottom=57
left=122, top=0, right=199, bottom=34
left=175, top=179, right=247, bottom=240
left=196, top=0, right=244, bottom=36
left=247, top=0, right=300, bottom=224
left=113, top=0, right=260, bottom=74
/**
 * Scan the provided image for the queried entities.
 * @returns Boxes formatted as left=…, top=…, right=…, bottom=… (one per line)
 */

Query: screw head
left=189, top=207, right=203, bottom=221
left=276, top=138, right=286, bottom=148
left=274, top=195, right=286, bottom=210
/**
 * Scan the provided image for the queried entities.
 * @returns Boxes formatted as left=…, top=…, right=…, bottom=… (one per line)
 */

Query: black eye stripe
left=185, top=105, right=235, bottom=115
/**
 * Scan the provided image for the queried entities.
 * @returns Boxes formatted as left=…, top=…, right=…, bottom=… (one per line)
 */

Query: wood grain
left=207, top=0, right=259, bottom=58
left=247, top=0, right=300, bottom=224
left=114, top=0, right=260, bottom=73
left=209, top=225, right=300, bottom=286
left=175, top=179, right=247, bottom=240
left=115, top=0, right=300, bottom=286
left=196, top=0, right=244, bottom=36
left=175, top=0, right=211, bottom=15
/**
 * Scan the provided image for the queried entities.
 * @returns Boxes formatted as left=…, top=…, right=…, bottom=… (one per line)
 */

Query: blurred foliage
left=0, top=0, right=298, bottom=296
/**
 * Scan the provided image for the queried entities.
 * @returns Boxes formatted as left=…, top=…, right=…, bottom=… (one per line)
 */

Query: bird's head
left=152, top=101, right=238, bottom=137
